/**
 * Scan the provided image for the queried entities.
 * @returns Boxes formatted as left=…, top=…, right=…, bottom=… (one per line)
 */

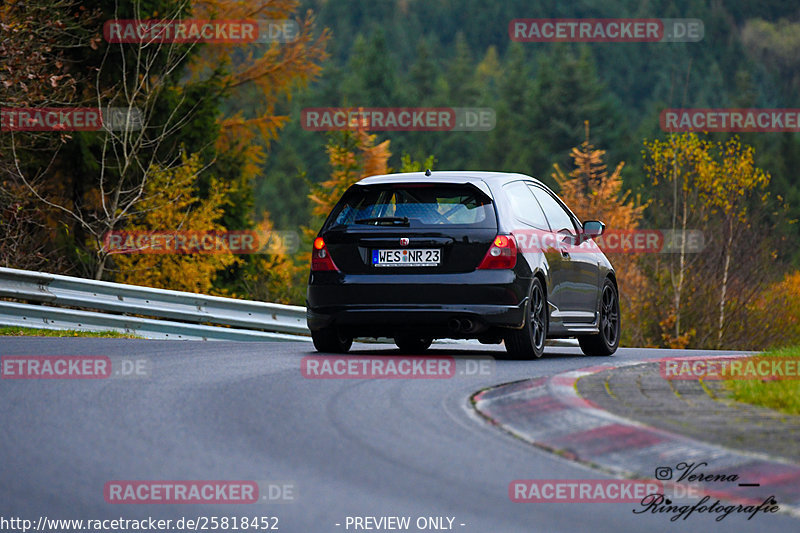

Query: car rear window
left=329, top=184, right=496, bottom=228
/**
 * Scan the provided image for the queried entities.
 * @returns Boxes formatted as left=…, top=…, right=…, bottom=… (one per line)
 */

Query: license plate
left=372, top=249, right=440, bottom=267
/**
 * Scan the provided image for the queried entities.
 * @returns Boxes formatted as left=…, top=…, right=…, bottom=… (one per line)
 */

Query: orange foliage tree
left=191, top=0, right=329, bottom=182
left=187, top=0, right=329, bottom=301
left=552, top=122, right=647, bottom=346
left=109, top=153, right=237, bottom=295
left=751, top=271, right=800, bottom=348
left=107, top=0, right=328, bottom=296
left=238, top=214, right=301, bottom=304
left=309, top=128, right=391, bottom=221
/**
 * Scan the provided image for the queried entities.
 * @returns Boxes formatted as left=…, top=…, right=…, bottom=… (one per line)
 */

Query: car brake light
left=311, top=237, right=339, bottom=271
left=477, top=235, right=517, bottom=269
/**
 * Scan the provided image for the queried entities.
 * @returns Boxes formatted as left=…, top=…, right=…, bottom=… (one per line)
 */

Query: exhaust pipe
left=448, top=317, right=477, bottom=333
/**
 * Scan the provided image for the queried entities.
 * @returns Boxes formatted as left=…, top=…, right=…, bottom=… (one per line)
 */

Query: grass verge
left=0, top=326, right=140, bottom=339
left=724, top=346, right=800, bottom=415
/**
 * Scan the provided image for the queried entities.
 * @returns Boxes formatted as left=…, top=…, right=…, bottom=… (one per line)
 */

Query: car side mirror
left=582, top=220, right=605, bottom=241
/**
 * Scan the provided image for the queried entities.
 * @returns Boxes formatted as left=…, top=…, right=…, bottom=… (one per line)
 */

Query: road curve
left=1, top=338, right=795, bottom=532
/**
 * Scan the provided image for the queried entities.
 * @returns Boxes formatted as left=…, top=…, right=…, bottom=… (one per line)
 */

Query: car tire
left=394, top=336, right=433, bottom=353
left=578, top=278, right=620, bottom=356
left=504, top=277, right=547, bottom=359
left=311, top=327, right=353, bottom=353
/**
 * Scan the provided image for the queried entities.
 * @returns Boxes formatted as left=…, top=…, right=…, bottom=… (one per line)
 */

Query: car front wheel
left=578, top=278, right=620, bottom=356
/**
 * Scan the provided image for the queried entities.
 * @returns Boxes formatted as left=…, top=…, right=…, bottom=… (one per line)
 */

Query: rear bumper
left=306, top=270, right=528, bottom=337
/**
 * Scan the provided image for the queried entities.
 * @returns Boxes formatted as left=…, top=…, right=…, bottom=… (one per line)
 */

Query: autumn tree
left=642, top=133, right=710, bottom=348
left=110, top=0, right=329, bottom=298
left=308, top=127, right=391, bottom=221
left=7, top=0, right=216, bottom=279
left=186, top=0, right=328, bottom=298
left=749, top=271, right=800, bottom=349
left=642, top=133, right=778, bottom=350
left=237, top=214, right=300, bottom=304
left=552, top=122, right=647, bottom=346
left=0, top=0, right=101, bottom=272
left=109, top=152, right=237, bottom=294
left=190, top=0, right=328, bottom=194
left=694, top=137, right=770, bottom=347
left=3, top=0, right=329, bottom=302
left=553, top=122, right=646, bottom=230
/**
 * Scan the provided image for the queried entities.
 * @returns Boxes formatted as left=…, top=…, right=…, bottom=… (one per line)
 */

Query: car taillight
left=477, top=235, right=517, bottom=269
left=311, top=237, right=339, bottom=271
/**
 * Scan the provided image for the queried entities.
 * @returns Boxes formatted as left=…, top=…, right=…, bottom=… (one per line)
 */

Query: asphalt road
left=1, top=338, right=795, bottom=532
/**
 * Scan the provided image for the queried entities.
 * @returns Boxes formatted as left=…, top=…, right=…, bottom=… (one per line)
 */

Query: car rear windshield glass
left=329, top=185, right=496, bottom=227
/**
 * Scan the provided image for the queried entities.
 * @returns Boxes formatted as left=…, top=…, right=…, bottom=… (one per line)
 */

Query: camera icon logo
left=655, top=467, right=673, bottom=480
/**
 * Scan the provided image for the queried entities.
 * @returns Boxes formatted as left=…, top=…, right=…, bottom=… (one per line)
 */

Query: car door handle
left=558, top=233, right=573, bottom=257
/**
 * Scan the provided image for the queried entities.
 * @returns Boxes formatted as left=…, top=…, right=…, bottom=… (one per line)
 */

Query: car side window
left=528, top=185, right=577, bottom=235
left=502, top=181, right=549, bottom=230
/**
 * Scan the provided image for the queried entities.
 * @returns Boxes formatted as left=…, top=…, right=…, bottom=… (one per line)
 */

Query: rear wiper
left=354, top=216, right=409, bottom=226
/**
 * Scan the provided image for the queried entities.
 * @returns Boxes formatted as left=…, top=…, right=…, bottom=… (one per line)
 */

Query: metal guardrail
left=0, top=266, right=581, bottom=346
left=0, top=267, right=310, bottom=341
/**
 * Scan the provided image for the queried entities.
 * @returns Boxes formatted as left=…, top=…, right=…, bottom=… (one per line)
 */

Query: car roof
left=355, top=171, right=547, bottom=191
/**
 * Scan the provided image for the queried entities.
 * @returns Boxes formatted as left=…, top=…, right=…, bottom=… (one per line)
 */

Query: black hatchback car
left=306, top=171, right=619, bottom=358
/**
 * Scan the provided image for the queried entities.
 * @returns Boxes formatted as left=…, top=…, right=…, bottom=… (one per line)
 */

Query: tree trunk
left=674, top=200, right=687, bottom=340
left=717, top=221, right=734, bottom=348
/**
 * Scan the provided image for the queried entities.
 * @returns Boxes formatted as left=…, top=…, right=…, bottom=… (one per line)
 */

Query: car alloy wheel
left=578, top=279, right=620, bottom=356
left=504, top=277, right=547, bottom=359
